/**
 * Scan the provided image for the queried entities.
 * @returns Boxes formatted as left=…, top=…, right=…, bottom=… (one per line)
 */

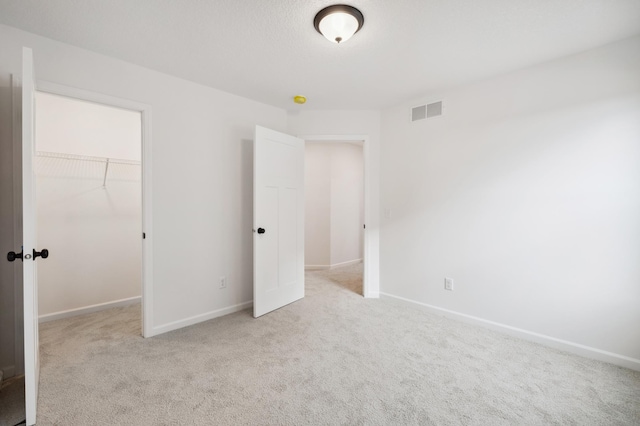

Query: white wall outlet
left=444, top=277, right=454, bottom=291
left=219, top=276, right=227, bottom=289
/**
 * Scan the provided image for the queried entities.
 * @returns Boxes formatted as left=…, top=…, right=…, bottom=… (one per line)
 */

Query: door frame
left=35, top=81, right=154, bottom=337
left=299, top=134, right=378, bottom=298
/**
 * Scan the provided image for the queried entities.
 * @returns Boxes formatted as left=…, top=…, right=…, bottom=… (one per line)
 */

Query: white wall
left=288, top=110, right=381, bottom=297
left=380, top=35, right=640, bottom=367
left=36, top=92, right=142, bottom=319
left=305, top=142, right=364, bottom=268
left=36, top=92, right=142, bottom=159
left=0, top=23, right=288, bottom=376
left=329, top=143, right=364, bottom=266
left=304, top=144, right=331, bottom=267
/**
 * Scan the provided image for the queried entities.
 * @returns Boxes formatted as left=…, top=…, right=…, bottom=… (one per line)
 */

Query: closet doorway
left=34, top=90, right=145, bottom=332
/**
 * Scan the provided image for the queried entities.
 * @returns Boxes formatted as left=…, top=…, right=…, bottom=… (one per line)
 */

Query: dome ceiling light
left=313, top=4, right=364, bottom=44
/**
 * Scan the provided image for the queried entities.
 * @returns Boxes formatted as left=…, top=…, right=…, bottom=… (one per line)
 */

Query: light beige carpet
left=316, top=264, right=363, bottom=295
left=37, top=264, right=640, bottom=425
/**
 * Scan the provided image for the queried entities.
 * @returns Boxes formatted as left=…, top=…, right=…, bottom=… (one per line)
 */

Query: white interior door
left=22, top=46, right=40, bottom=426
left=253, top=126, right=305, bottom=317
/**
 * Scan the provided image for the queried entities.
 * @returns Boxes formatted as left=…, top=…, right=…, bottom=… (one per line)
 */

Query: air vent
left=411, top=105, right=426, bottom=122
left=427, top=101, right=443, bottom=118
left=411, top=100, right=443, bottom=122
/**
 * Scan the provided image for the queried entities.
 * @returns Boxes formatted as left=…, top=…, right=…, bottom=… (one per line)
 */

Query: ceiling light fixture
left=314, top=4, right=364, bottom=44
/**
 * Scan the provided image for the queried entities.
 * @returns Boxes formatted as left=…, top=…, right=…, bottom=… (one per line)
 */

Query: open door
left=21, top=46, right=42, bottom=426
left=253, top=126, right=305, bottom=317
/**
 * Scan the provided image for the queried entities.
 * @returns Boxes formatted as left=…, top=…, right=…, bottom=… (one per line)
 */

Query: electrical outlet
left=219, top=276, right=227, bottom=289
left=444, top=277, right=454, bottom=291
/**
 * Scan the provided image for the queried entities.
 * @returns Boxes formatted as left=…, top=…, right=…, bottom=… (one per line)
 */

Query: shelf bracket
left=102, top=158, right=110, bottom=188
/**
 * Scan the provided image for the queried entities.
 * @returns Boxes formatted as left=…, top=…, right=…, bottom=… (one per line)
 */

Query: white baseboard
left=39, top=296, right=142, bottom=323
left=0, top=365, right=16, bottom=383
left=380, top=292, right=640, bottom=372
left=151, top=300, right=253, bottom=336
left=1, top=365, right=15, bottom=380
left=331, top=258, right=363, bottom=269
left=305, top=265, right=330, bottom=271
left=305, top=258, right=362, bottom=271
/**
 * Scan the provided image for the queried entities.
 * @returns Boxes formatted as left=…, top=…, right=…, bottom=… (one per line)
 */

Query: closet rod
left=36, top=151, right=141, bottom=166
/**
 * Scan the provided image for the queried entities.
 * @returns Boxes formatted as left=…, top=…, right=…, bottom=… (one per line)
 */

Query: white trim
left=380, top=292, right=640, bottom=372
left=22, top=47, right=38, bottom=426
left=140, top=107, right=153, bottom=338
left=37, top=81, right=152, bottom=116
left=35, top=80, right=154, bottom=338
left=330, top=258, right=362, bottom=269
left=38, top=297, right=141, bottom=323
left=151, top=301, right=253, bottom=336
left=305, top=265, right=330, bottom=271
left=299, top=134, right=379, bottom=299
left=305, top=258, right=363, bottom=271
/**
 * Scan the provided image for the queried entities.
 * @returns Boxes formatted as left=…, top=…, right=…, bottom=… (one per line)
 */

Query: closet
left=35, top=92, right=142, bottom=322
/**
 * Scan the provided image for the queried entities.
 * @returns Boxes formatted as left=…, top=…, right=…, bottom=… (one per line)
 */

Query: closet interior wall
left=35, top=92, right=142, bottom=321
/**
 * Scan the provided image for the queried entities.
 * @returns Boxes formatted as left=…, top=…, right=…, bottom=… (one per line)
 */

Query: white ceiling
left=1, top=0, right=639, bottom=110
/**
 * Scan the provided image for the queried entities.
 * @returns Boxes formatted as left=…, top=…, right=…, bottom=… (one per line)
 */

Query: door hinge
left=143, top=232, right=146, bottom=239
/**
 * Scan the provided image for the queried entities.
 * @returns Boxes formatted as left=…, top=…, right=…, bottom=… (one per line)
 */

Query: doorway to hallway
left=304, top=140, right=364, bottom=295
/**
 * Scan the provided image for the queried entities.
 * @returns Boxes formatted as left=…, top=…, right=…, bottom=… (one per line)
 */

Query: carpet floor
left=0, top=376, right=25, bottom=426
left=36, top=263, right=640, bottom=425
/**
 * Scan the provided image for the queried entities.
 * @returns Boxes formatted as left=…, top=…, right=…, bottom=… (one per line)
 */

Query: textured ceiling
left=0, top=0, right=639, bottom=110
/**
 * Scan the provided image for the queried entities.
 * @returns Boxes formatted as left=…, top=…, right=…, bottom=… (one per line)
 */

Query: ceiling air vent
left=411, top=101, right=443, bottom=122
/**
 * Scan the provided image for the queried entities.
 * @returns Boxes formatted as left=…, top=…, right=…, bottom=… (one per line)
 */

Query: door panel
left=258, top=185, right=279, bottom=293
left=253, top=126, right=304, bottom=317
left=279, top=187, right=299, bottom=286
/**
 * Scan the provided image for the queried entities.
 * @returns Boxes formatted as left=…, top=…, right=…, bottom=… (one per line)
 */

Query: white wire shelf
left=35, top=151, right=141, bottom=186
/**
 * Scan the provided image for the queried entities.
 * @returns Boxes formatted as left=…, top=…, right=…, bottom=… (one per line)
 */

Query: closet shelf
left=36, top=151, right=141, bottom=187
left=36, top=151, right=140, bottom=166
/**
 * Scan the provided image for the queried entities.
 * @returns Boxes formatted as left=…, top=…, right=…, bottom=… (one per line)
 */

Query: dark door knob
left=7, top=250, right=23, bottom=262
left=257, top=228, right=266, bottom=234
left=34, top=248, right=49, bottom=259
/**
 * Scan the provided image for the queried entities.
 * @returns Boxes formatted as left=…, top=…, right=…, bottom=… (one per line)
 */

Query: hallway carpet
left=37, top=264, right=640, bottom=425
